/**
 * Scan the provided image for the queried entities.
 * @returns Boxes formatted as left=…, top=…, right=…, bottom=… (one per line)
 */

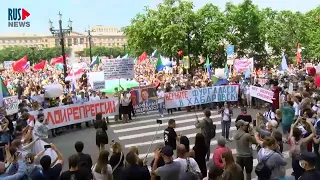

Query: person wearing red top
left=213, top=136, right=232, bottom=168
left=272, top=81, right=280, bottom=111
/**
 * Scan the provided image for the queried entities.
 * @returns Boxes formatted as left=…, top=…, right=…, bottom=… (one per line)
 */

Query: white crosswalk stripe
left=109, top=110, right=294, bottom=179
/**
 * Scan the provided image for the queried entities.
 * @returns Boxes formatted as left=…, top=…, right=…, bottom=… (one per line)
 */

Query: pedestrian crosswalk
left=108, top=109, right=294, bottom=179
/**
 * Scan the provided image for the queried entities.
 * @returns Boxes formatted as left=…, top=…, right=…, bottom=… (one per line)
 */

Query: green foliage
left=83, top=46, right=126, bottom=57
left=124, top=0, right=320, bottom=67
left=0, top=47, right=70, bottom=64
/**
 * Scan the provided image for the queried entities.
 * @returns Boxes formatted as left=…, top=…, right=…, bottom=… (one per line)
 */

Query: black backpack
left=205, top=119, right=216, bottom=139
left=255, top=152, right=275, bottom=180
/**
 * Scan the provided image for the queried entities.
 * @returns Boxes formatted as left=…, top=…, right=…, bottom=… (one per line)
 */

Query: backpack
left=255, top=152, right=275, bottom=180
left=205, top=119, right=216, bottom=139
left=180, top=158, right=201, bottom=180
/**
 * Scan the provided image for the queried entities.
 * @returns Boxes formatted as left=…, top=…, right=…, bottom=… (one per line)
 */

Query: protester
left=122, top=151, right=150, bottom=180
left=213, top=136, right=231, bottom=168
left=74, top=141, right=93, bottom=174
left=60, top=154, right=91, bottom=180
left=91, top=150, right=113, bottom=180
left=219, top=103, right=233, bottom=141
left=195, top=109, right=214, bottom=161
left=164, top=119, right=179, bottom=152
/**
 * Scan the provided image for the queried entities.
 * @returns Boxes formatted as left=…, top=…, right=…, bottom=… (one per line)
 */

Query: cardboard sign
left=3, top=96, right=19, bottom=115
left=164, top=85, right=239, bottom=109
left=29, top=98, right=119, bottom=129
left=103, top=58, right=134, bottom=79
left=250, top=86, right=274, bottom=103
left=93, top=81, right=105, bottom=90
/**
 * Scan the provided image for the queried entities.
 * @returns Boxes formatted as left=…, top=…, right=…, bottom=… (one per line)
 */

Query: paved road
left=52, top=108, right=294, bottom=179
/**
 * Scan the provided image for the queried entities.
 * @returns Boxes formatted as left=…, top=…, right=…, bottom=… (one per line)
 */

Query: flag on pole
left=296, top=43, right=302, bottom=65
left=0, top=77, right=9, bottom=106
left=156, top=56, right=164, bottom=71
left=205, top=56, right=211, bottom=78
left=151, top=50, right=157, bottom=58
left=245, top=67, right=251, bottom=79
left=280, top=52, right=288, bottom=71
left=224, top=63, right=229, bottom=78
left=90, top=56, right=100, bottom=68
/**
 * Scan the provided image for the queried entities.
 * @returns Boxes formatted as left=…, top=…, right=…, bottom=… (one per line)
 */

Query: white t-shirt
left=293, top=102, right=300, bottom=116
left=157, top=90, right=164, bottom=104
left=263, top=110, right=275, bottom=121
left=90, top=95, right=100, bottom=101
left=174, top=157, right=201, bottom=178
left=222, top=108, right=230, bottom=121
left=91, top=164, right=112, bottom=180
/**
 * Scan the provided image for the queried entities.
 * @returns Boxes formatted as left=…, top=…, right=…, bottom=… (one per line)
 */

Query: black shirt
left=59, top=168, right=91, bottom=180
left=236, top=114, right=252, bottom=124
left=164, top=127, right=177, bottom=150
left=299, top=169, right=320, bottom=180
left=33, top=163, right=62, bottom=180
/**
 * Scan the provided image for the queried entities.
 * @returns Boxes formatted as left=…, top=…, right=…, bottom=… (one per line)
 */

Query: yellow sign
left=182, top=56, right=190, bottom=69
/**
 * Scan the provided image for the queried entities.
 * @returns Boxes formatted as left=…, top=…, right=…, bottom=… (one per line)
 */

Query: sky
left=0, top=0, right=319, bottom=34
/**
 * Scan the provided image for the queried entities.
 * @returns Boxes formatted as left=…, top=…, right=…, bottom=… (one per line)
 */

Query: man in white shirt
left=89, top=91, right=100, bottom=101
left=174, top=144, right=201, bottom=179
left=77, top=91, right=88, bottom=104
left=157, top=87, right=165, bottom=117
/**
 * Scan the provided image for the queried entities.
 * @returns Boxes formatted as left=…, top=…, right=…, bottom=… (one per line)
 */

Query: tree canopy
left=0, top=46, right=71, bottom=64
left=124, top=0, right=320, bottom=66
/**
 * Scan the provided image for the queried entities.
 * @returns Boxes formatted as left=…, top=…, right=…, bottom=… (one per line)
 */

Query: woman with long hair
left=92, top=150, right=113, bottom=180
left=221, top=150, right=243, bottom=180
left=109, top=142, right=124, bottom=180
left=180, top=136, right=194, bottom=158
left=192, top=133, right=207, bottom=178
left=289, top=118, right=315, bottom=179
left=94, top=113, right=108, bottom=153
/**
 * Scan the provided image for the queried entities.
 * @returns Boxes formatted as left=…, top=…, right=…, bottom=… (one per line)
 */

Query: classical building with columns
left=0, top=25, right=126, bottom=52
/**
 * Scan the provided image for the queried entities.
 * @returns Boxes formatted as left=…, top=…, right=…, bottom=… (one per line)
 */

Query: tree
left=0, top=46, right=70, bottom=64
left=124, top=0, right=320, bottom=66
left=83, top=46, right=125, bottom=57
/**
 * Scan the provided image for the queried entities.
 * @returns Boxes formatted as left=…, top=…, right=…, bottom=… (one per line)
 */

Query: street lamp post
left=48, top=12, right=72, bottom=79
left=85, top=28, right=94, bottom=63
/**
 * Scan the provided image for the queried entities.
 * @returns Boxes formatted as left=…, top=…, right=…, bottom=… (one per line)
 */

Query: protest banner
left=29, top=98, right=119, bottom=129
left=92, top=81, right=105, bottom=90
left=164, top=85, right=239, bottom=109
left=249, top=86, right=274, bottom=103
left=3, top=96, right=19, bottom=115
left=3, top=61, right=14, bottom=69
left=103, top=58, right=134, bottom=79
left=131, top=87, right=158, bottom=113
left=233, top=58, right=254, bottom=73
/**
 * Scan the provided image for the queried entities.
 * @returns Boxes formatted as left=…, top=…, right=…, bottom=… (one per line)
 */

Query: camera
left=156, top=119, right=162, bottom=124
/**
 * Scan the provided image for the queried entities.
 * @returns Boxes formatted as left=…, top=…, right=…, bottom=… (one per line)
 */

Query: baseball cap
left=161, top=145, right=173, bottom=157
left=236, top=120, right=249, bottom=126
left=297, top=152, right=317, bottom=165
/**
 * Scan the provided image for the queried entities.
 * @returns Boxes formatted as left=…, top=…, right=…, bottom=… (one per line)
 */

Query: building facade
left=0, top=25, right=127, bottom=52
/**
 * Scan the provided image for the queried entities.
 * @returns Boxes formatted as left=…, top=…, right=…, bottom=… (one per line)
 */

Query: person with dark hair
left=33, top=144, right=64, bottom=180
left=164, top=119, right=179, bottom=151
left=74, top=141, right=92, bottom=173
left=94, top=112, right=108, bottom=152
left=207, top=164, right=223, bottom=180
left=122, top=151, right=150, bottom=180
left=60, top=154, right=91, bottom=180
left=196, top=109, right=214, bottom=161
left=297, top=152, right=320, bottom=180
left=193, top=133, right=207, bottom=178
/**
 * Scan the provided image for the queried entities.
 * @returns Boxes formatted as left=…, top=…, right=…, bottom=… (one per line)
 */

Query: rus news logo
left=8, top=8, right=30, bottom=27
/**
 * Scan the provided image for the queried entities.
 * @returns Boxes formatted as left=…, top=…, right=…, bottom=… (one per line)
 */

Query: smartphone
left=156, top=119, right=162, bottom=124
left=44, top=144, right=51, bottom=149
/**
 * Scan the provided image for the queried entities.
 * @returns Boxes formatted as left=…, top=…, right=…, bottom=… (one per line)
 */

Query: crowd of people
left=0, top=56, right=320, bottom=180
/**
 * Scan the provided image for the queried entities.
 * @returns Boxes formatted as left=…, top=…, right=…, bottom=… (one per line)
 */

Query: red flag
left=177, top=50, right=183, bottom=56
left=138, top=52, right=147, bottom=63
left=33, top=60, right=46, bottom=71
left=12, top=56, right=28, bottom=72
left=51, top=54, right=67, bottom=66
left=296, top=43, right=302, bottom=65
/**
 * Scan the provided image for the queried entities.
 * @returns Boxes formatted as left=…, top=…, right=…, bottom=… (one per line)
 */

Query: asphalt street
left=51, top=108, right=294, bottom=179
